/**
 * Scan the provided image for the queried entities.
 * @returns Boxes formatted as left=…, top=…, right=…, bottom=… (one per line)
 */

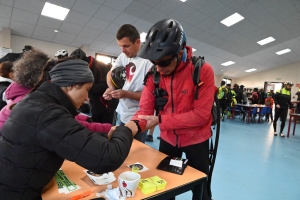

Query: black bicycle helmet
left=70, top=48, right=86, bottom=60
left=110, top=66, right=126, bottom=89
left=138, top=19, right=186, bottom=60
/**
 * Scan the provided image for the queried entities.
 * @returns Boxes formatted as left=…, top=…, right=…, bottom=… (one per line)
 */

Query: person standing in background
left=218, top=80, right=228, bottom=121
left=70, top=48, right=118, bottom=124
left=273, top=81, right=294, bottom=137
left=103, top=24, right=153, bottom=143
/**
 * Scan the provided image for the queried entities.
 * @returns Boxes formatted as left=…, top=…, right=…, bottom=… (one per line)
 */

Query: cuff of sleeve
left=132, top=120, right=142, bottom=134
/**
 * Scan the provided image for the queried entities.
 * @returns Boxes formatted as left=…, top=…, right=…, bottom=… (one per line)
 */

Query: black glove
left=154, top=88, right=168, bottom=112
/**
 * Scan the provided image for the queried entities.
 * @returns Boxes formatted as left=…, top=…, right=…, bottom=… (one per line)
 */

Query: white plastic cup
left=118, top=171, right=141, bottom=197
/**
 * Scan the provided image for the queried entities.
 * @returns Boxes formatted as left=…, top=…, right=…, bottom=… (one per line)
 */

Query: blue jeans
left=120, top=121, right=147, bottom=143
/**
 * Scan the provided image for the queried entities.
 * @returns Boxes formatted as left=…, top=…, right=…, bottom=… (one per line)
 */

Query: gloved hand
left=154, top=88, right=168, bottom=111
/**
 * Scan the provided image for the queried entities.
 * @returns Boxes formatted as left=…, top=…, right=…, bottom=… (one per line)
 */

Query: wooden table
left=287, top=113, right=300, bottom=138
left=42, top=140, right=207, bottom=200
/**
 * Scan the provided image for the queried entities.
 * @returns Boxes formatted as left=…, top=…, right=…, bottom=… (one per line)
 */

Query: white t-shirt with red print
left=112, top=53, right=153, bottom=123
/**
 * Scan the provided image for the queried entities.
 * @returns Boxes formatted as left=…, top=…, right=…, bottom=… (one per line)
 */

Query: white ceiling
left=1, top=0, right=300, bottom=78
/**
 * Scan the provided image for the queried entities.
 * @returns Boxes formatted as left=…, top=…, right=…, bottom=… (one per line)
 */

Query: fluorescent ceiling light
left=276, top=49, right=291, bottom=55
left=221, top=61, right=235, bottom=66
left=221, top=13, right=244, bottom=27
left=140, top=32, right=147, bottom=43
left=54, top=30, right=59, bottom=33
left=192, top=48, right=196, bottom=52
left=245, top=68, right=257, bottom=72
left=180, top=0, right=187, bottom=2
left=41, top=2, right=70, bottom=20
left=96, top=55, right=112, bottom=64
left=257, top=37, right=275, bottom=45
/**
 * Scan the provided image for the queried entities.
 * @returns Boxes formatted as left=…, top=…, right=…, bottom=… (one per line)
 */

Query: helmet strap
left=181, top=47, right=187, bottom=62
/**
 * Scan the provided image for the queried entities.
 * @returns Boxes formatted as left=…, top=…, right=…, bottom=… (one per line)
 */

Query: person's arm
left=110, top=90, right=142, bottom=101
left=37, top=107, right=137, bottom=174
left=75, top=114, right=112, bottom=133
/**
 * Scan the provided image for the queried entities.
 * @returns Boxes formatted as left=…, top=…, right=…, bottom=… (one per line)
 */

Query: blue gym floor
left=145, top=118, right=300, bottom=200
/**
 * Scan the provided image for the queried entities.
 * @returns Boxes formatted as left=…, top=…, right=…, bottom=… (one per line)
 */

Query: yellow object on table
left=138, top=176, right=167, bottom=194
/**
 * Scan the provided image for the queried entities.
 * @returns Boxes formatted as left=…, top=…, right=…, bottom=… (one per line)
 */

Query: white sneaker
left=280, top=133, right=285, bottom=137
left=274, top=132, right=277, bottom=136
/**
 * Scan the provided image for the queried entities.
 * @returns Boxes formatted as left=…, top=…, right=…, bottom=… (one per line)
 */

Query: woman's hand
left=107, top=126, right=116, bottom=139
left=138, top=115, right=158, bottom=129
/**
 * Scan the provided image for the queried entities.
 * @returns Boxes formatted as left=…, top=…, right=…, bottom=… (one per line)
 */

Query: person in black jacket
left=0, top=59, right=138, bottom=200
left=70, top=48, right=118, bottom=124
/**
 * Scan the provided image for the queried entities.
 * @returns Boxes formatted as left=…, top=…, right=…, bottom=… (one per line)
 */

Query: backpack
left=252, top=92, right=258, bottom=100
left=149, top=56, right=219, bottom=126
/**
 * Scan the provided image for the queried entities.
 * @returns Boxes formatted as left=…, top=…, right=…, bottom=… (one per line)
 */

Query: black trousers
left=219, top=99, right=227, bottom=118
left=159, top=138, right=210, bottom=200
left=273, top=108, right=288, bottom=133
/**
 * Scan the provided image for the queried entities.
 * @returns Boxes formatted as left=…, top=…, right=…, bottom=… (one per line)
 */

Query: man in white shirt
left=103, top=24, right=153, bottom=143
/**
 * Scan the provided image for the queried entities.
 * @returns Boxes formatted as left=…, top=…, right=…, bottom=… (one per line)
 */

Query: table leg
left=192, top=182, right=204, bottom=200
left=248, top=108, right=251, bottom=124
left=287, top=115, right=292, bottom=138
left=293, top=116, right=297, bottom=136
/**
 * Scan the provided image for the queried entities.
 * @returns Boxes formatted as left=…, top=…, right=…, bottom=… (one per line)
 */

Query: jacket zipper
left=170, top=73, right=179, bottom=146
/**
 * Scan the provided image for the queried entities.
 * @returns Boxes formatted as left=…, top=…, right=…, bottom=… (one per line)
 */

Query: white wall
left=235, top=61, right=300, bottom=96
left=10, top=35, right=97, bottom=57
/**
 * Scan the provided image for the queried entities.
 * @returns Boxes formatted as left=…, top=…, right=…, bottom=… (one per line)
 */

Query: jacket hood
left=174, top=45, right=193, bottom=73
left=5, top=82, right=31, bottom=100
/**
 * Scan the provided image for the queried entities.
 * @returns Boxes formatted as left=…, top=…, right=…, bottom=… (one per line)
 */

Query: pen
left=68, top=190, right=92, bottom=200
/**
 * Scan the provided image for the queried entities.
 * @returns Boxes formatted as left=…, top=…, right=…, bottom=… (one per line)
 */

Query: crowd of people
left=0, top=16, right=298, bottom=199
left=217, top=81, right=297, bottom=137
left=0, top=19, right=215, bottom=200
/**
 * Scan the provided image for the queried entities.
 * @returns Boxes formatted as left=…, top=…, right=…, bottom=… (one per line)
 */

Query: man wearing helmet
left=103, top=24, right=153, bottom=143
left=273, top=81, right=294, bottom=137
left=55, top=49, right=68, bottom=60
left=131, top=19, right=214, bottom=200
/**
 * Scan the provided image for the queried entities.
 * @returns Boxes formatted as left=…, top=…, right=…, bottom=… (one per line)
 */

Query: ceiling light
left=257, top=37, right=275, bottom=45
left=41, top=2, right=70, bottom=21
left=220, top=13, right=244, bottom=27
left=221, top=70, right=223, bottom=71
left=54, top=30, right=59, bottom=33
left=192, top=48, right=196, bottom=52
left=245, top=68, right=257, bottom=72
left=221, top=61, right=235, bottom=66
left=140, top=32, right=147, bottom=43
left=96, top=55, right=112, bottom=64
left=276, top=49, right=291, bottom=55
left=180, top=0, right=187, bottom=2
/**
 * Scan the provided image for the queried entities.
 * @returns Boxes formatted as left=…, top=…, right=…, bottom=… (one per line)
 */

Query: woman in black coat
left=0, top=59, right=138, bottom=200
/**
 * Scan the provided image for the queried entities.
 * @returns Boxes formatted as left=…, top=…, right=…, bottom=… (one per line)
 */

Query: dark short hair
left=0, top=61, right=13, bottom=78
left=116, top=24, right=140, bottom=43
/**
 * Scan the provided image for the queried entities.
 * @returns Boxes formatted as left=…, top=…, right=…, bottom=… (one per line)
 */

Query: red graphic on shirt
left=125, top=62, right=136, bottom=83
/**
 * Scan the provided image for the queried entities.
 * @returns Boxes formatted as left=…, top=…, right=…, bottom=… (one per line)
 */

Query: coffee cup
left=118, top=171, right=141, bottom=197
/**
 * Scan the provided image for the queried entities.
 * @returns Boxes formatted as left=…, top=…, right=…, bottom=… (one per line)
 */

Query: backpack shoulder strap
left=191, top=56, right=205, bottom=100
left=143, top=65, right=156, bottom=85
